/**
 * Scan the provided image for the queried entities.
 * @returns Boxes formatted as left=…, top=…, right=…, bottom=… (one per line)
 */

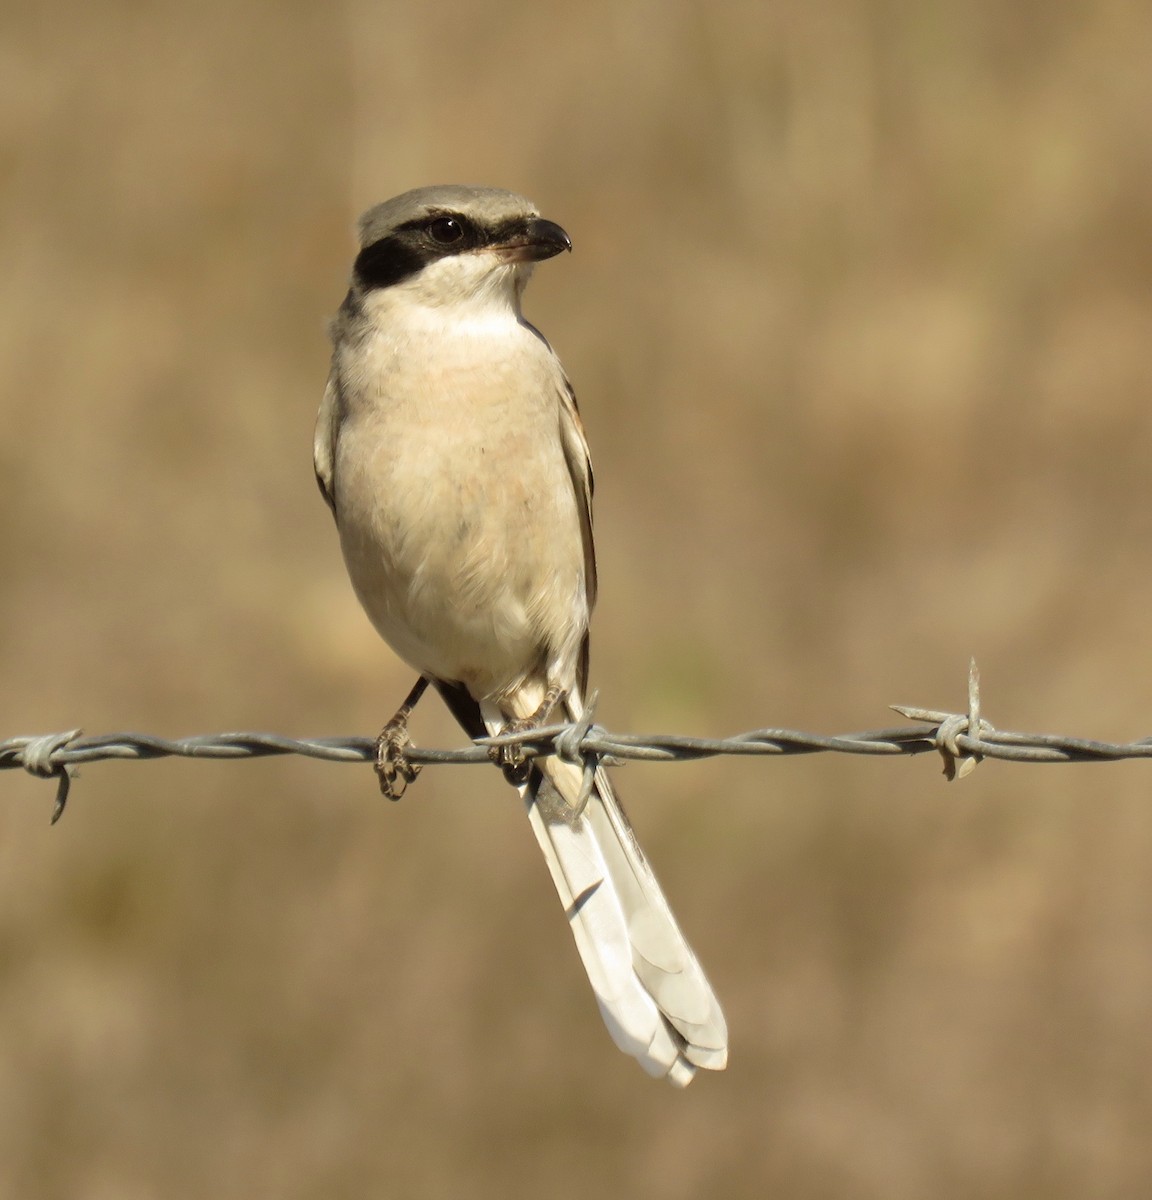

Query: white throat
left=362, top=251, right=534, bottom=325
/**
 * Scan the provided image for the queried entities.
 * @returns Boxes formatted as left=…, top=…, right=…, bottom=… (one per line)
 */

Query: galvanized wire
left=3, top=663, right=1151, bottom=824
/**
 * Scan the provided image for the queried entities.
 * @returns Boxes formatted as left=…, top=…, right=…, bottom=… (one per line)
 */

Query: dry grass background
left=2, top=0, right=1152, bottom=1195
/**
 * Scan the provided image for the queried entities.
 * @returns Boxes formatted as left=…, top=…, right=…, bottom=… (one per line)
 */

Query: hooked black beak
left=497, top=217, right=572, bottom=263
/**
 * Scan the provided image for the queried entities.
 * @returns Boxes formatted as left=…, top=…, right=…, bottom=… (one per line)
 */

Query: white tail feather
left=518, top=751, right=727, bottom=1085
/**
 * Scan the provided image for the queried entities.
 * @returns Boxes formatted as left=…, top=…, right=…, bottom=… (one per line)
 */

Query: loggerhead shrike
left=315, top=185, right=727, bottom=1085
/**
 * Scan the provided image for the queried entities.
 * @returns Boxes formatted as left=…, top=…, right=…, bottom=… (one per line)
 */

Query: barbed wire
left=3, top=663, right=1150, bottom=824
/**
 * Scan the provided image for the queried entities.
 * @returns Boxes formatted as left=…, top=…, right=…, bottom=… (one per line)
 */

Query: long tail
left=479, top=694, right=728, bottom=1086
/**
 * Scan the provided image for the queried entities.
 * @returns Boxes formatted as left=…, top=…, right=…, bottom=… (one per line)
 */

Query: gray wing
left=557, top=378, right=597, bottom=611
left=313, top=368, right=340, bottom=516
left=556, top=377, right=597, bottom=693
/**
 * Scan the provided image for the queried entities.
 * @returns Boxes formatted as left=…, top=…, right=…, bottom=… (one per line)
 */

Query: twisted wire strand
left=5, top=721, right=1151, bottom=777
left=3, top=662, right=1147, bottom=822
left=4, top=714, right=1151, bottom=825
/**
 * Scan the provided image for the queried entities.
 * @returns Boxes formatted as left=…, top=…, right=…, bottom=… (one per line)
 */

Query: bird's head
left=350, top=185, right=571, bottom=313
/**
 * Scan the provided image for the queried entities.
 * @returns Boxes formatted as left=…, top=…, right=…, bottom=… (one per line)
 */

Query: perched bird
left=315, top=185, right=727, bottom=1084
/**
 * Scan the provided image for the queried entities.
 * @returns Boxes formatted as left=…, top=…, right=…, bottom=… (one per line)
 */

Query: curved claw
left=488, top=734, right=532, bottom=786
left=374, top=722, right=421, bottom=800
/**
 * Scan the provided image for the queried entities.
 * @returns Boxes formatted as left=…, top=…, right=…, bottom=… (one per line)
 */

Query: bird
left=314, top=184, right=727, bottom=1085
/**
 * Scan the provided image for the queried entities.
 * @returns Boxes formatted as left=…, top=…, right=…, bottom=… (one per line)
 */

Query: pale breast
left=332, top=314, right=589, bottom=699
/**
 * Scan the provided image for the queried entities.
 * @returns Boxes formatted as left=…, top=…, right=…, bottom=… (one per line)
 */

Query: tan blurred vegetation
left=2, top=0, right=1152, bottom=1195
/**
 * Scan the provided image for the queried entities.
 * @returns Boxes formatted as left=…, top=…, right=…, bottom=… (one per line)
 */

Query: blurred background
left=2, top=0, right=1152, bottom=1195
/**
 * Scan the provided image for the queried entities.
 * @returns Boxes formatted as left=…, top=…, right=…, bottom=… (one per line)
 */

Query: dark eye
left=427, top=216, right=465, bottom=244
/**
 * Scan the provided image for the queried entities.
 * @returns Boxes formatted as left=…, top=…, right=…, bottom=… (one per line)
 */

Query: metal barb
left=15, top=729, right=82, bottom=823
left=554, top=692, right=600, bottom=816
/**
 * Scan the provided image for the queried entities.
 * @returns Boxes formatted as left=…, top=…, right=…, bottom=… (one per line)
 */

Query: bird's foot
left=373, top=676, right=430, bottom=800
left=374, top=720, right=421, bottom=800
left=489, top=686, right=564, bottom=786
